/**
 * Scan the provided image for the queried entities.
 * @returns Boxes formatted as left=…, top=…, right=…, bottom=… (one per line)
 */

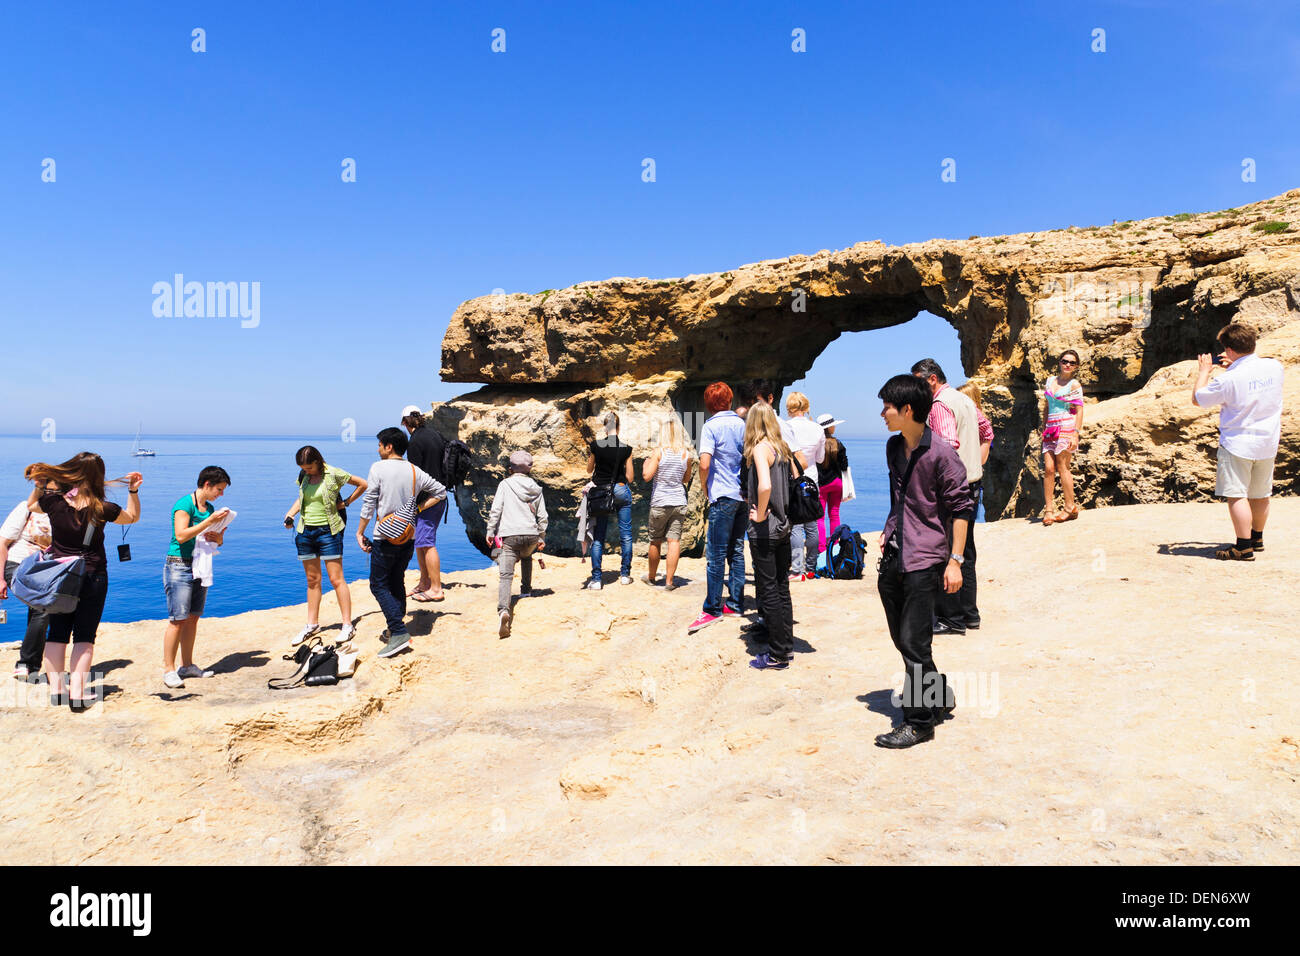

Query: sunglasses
left=1060, top=360, right=1078, bottom=367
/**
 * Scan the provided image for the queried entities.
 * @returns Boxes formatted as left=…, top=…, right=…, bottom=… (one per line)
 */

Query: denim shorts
left=163, top=558, right=207, bottom=622
left=296, top=524, right=344, bottom=561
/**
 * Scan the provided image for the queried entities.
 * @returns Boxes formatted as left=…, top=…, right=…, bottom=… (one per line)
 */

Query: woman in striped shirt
left=642, top=416, right=695, bottom=589
left=1041, top=349, right=1085, bottom=525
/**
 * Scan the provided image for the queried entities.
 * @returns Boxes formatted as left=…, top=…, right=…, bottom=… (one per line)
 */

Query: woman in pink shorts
left=1041, top=349, right=1084, bottom=525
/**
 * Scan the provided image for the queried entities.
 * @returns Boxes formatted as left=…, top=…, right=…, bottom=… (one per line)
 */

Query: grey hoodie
left=486, top=473, right=548, bottom=539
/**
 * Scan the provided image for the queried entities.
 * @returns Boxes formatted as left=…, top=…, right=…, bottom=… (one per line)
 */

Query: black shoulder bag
left=787, top=456, right=824, bottom=524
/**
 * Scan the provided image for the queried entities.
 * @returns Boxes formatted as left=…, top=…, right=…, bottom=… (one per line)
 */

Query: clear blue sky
left=2, top=1, right=1296, bottom=439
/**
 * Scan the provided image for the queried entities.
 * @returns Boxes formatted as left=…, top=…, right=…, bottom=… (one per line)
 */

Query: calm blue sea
left=0, top=435, right=932, bottom=640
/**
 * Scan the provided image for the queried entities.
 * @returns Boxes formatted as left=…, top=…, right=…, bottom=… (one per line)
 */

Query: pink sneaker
left=721, top=606, right=739, bottom=616
left=688, top=612, right=721, bottom=633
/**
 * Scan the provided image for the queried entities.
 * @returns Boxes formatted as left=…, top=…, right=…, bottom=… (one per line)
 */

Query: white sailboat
left=132, top=423, right=156, bottom=458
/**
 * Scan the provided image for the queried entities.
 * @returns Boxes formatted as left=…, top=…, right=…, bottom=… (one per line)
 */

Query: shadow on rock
left=1157, top=542, right=1229, bottom=559
left=857, top=688, right=901, bottom=719
left=407, top=611, right=461, bottom=637
left=92, top=658, right=132, bottom=677
left=209, top=649, right=272, bottom=673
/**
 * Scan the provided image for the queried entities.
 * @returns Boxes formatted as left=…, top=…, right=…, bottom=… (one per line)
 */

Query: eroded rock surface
left=437, top=190, right=1300, bottom=553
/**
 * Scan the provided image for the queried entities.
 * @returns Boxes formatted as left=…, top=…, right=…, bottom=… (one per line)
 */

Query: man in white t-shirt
left=1193, top=322, right=1285, bottom=560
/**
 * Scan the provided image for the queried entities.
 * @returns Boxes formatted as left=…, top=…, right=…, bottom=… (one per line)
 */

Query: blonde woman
left=781, top=391, right=825, bottom=580
left=642, top=416, right=696, bottom=589
left=956, top=382, right=994, bottom=467
left=743, top=404, right=796, bottom=671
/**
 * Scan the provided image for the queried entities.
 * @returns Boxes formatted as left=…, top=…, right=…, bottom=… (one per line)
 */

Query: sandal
left=1042, top=512, right=1058, bottom=526
left=1214, top=546, right=1254, bottom=561
left=410, top=591, right=445, bottom=603
left=1064, top=505, right=1080, bottom=521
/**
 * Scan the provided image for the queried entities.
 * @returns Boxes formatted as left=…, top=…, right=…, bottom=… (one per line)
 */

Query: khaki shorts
left=1216, top=449, right=1275, bottom=499
left=647, top=505, right=686, bottom=542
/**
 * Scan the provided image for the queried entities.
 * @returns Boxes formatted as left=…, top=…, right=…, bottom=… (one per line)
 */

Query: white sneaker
left=339, top=623, right=356, bottom=644
left=176, top=664, right=214, bottom=679
left=619, top=575, right=633, bottom=586
left=291, top=624, right=320, bottom=646
left=163, top=670, right=185, bottom=689
left=12, top=664, right=29, bottom=681
left=499, top=610, right=512, bottom=639
left=584, top=579, right=602, bottom=591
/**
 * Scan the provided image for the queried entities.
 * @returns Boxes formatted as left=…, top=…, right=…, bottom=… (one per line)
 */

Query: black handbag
left=787, top=458, right=823, bottom=524
left=269, top=638, right=340, bottom=689
left=304, top=646, right=340, bottom=686
left=586, top=483, right=617, bottom=517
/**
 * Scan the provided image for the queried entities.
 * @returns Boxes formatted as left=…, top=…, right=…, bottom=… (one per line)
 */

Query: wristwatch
left=949, top=553, right=964, bottom=565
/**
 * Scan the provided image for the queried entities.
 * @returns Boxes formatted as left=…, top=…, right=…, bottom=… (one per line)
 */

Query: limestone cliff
left=435, top=190, right=1300, bottom=555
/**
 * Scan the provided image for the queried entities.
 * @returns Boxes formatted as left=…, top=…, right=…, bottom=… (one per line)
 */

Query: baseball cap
left=401, top=405, right=423, bottom=419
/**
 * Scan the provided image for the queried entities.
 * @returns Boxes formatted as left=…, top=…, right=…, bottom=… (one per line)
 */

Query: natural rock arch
left=434, top=190, right=1300, bottom=555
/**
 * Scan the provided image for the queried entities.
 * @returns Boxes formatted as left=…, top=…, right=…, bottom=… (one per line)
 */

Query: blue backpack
left=10, top=517, right=93, bottom=613
left=820, top=524, right=866, bottom=580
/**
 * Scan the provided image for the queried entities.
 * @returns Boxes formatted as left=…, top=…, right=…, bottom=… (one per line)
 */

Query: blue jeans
left=591, top=483, right=633, bottom=581
left=789, top=520, right=819, bottom=575
left=704, top=496, right=747, bottom=616
left=369, top=538, right=414, bottom=637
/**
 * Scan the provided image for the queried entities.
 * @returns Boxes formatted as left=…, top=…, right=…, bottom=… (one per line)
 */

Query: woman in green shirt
left=163, top=466, right=231, bottom=690
left=283, top=446, right=367, bottom=647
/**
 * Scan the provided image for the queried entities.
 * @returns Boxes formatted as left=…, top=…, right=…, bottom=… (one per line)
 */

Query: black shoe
left=965, top=619, right=981, bottom=630
left=932, top=621, right=966, bottom=636
left=874, top=724, right=935, bottom=749
left=740, top=619, right=768, bottom=634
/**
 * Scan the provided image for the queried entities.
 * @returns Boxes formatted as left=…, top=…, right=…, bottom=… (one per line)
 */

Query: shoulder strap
left=889, top=445, right=923, bottom=549
left=82, top=514, right=96, bottom=547
left=410, top=463, right=417, bottom=498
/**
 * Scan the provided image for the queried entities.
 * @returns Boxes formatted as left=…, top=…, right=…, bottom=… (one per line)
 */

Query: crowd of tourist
left=1, top=322, right=1285, bottom=750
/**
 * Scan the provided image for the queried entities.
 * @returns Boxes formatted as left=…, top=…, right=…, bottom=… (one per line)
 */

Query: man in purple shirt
left=874, top=374, right=974, bottom=749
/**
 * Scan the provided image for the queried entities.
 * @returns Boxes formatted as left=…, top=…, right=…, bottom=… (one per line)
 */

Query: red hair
left=704, top=382, right=733, bottom=414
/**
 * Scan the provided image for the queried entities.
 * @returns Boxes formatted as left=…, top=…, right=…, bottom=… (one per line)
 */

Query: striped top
left=1044, top=376, right=1084, bottom=431
left=650, top=450, right=690, bottom=507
